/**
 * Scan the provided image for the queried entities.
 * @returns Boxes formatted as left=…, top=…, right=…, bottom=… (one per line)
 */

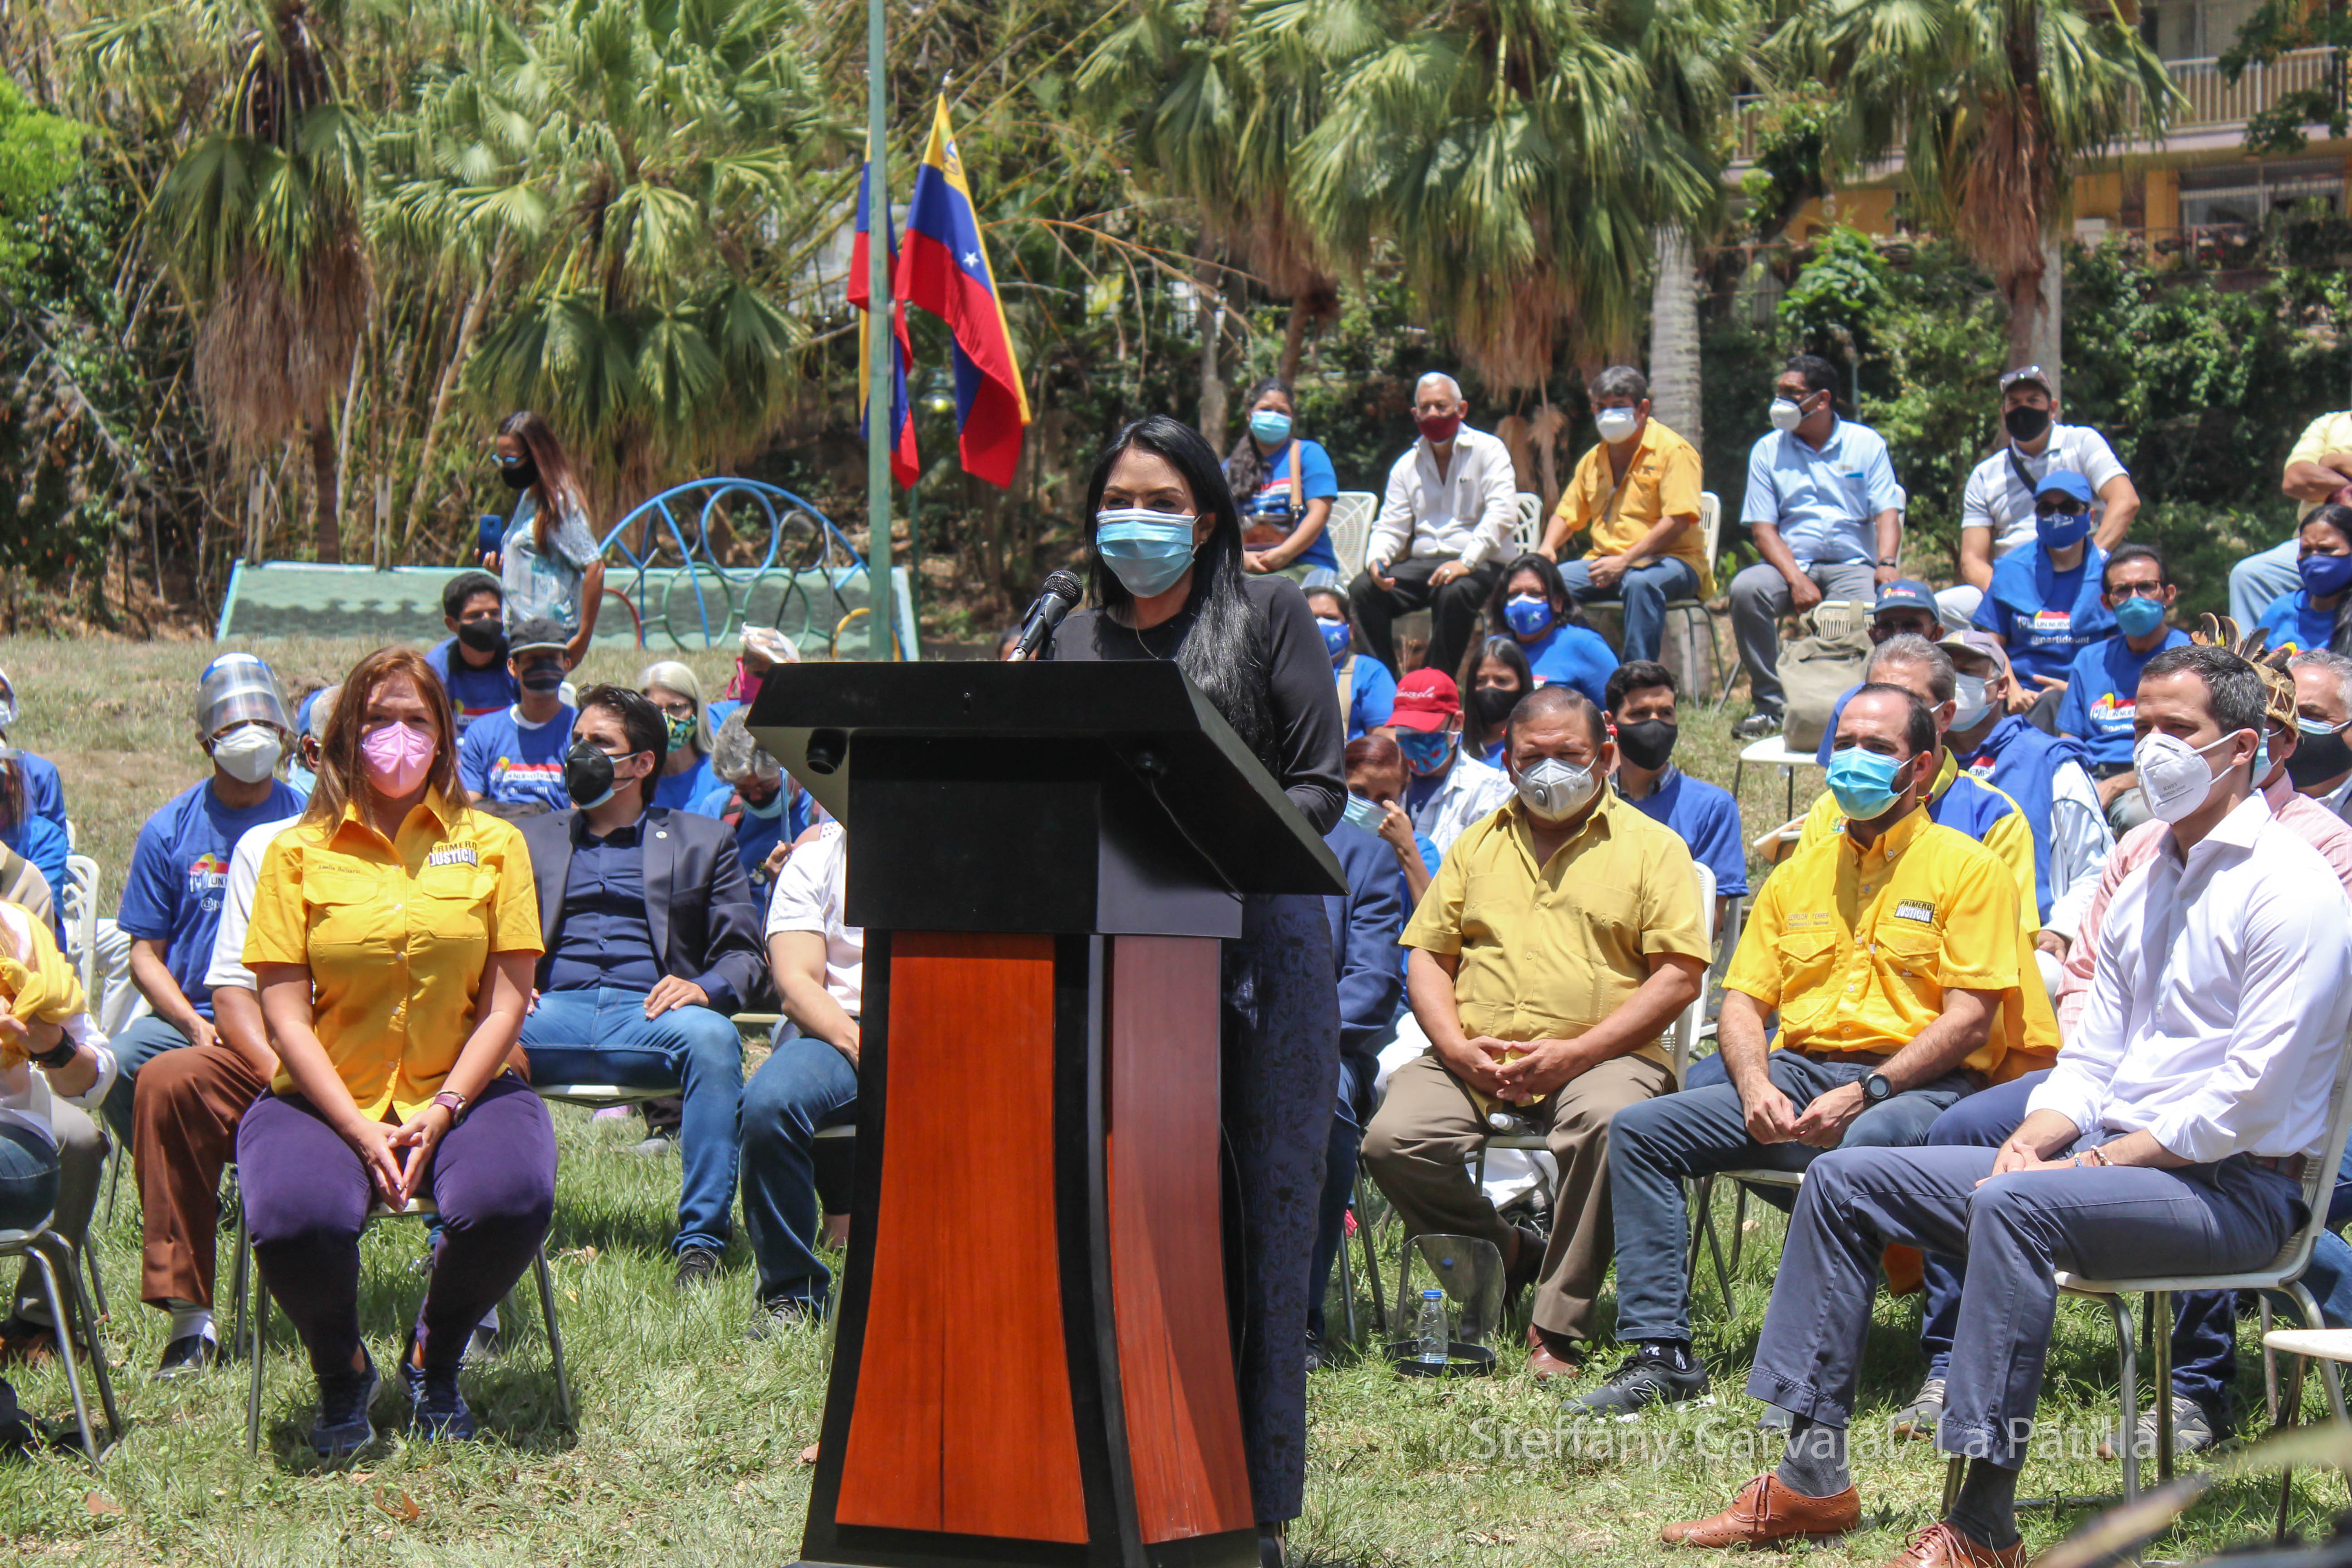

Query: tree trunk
left=1194, top=237, right=1227, bottom=451
left=334, top=338, right=365, bottom=562
left=2002, top=241, right=2061, bottom=397
left=1280, top=298, right=1312, bottom=386
left=2034, top=238, right=2063, bottom=401
left=309, top=424, right=341, bottom=563
left=1646, top=226, right=1703, bottom=451
left=404, top=242, right=508, bottom=553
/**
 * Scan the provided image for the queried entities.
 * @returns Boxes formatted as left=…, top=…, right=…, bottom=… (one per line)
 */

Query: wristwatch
left=1877, top=556, right=1901, bottom=568
left=29, top=1037, right=78, bottom=1071
left=1862, top=1071, right=1894, bottom=1104
left=431, top=1090, right=470, bottom=1125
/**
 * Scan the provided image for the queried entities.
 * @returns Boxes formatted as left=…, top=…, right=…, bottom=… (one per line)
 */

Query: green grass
left=0, top=634, right=2340, bottom=1564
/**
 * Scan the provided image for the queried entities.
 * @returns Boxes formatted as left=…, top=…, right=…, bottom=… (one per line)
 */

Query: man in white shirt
left=1381, top=669, right=1513, bottom=854
left=2288, top=649, right=2352, bottom=822
left=738, top=822, right=861, bottom=1337
left=1348, top=372, right=1521, bottom=683
left=1939, top=366, right=2137, bottom=628
left=1665, top=642, right=2352, bottom=1568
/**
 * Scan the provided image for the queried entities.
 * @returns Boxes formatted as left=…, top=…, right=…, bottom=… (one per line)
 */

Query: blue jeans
left=102, top=1013, right=196, bottom=1141
left=739, top=1034, right=859, bottom=1306
left=1606, top=1050, right=1974, bottom=1345
left=1307, top=1054, right=1371, bottom=1342
left=520, top=988, right=744, bottom=1255
left=1556, top=556, right=1700, bottom=666
left=2231, top=537, right=2302, bottom=627
left=0, top=1122, right=57, bottom=1231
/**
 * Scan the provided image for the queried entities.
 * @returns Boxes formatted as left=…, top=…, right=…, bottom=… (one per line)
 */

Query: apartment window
left=2145, top=0, right=2261, bottom=59
left=2178, top=159, right=2345, bottom=226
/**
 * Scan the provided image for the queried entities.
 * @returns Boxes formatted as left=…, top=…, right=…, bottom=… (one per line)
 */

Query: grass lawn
left=0, top=633, right=2338, bottom=1564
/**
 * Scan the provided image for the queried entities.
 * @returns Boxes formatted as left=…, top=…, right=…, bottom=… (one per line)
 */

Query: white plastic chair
left=1511, top=493, right=1543, bottom=554
left=1327, top=492, right=1378, bottom=582
left=60, top=855, right=98, bottom=1001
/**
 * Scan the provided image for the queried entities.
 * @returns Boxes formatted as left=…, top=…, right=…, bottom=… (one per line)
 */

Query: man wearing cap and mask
left=2287, top=649, right=2352, bottom=822
left=2054, top=544, right=2191, bottom=835
left=1362, top=686, right=1710, bottom=1381
left=0, top=670, right=67, bottom=836
left=1379, top=668, right=1514, bottom=854
left=1971, top=470, right=2118, bottom=727
left=457, top=616, right=578, bottom=814
left=1941, top=366, right=2137, bottom=629
left=425, top=570, right=519, bottom=735
left=102, top=654, right=304, bottom=1140
left=1606, top=660, right=1745, bottom=933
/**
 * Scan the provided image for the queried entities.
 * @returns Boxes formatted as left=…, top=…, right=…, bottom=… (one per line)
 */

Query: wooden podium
left=752, top=661, right=1345, bottom=1568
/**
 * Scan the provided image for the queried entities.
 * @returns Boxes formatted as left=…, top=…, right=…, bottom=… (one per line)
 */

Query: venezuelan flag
left=849, top=150, right=919, bottom=487
left=895, top=96, right=1031, bottom=488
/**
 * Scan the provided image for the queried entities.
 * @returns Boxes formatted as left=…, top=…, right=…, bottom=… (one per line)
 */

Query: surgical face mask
left=362, top=720, right=437, bottom=797
left=741, top=782, right=789, bottom=819
left=1514, top=756, right=1597, bottom=822
left=2004, top=405, right=2053, bottom=444
left=2132, top=728, right=2247, bottom=823
left=211, top=724, right=283, bottom=784
left=456, top=617, right=505, bottom=655
left=662, top=711, right=697, bottom=754
left=2038, top=507, right=2092, bottom=551
left=2302, top=552, right=2352, bottom=599
left=1396, top=728, right=1455, bottom=777
left=1341, top=794, right=1386, bottom=833
left=1316, top=616, right=1352, bottom=661
left=1094, top=508, right=1200, bottom=599
left=1769, top=397, right=1806, bottom=433
left=1503, top=594, right=1554, bottom=639
left=1825, top=745, right=1910, bottom=821
left=564, top=739, right=631, bottom=809
left=2112, top=593, right=2167, bottom=639
left=2288, top=717, right=2352, bottom=788
left=1594, top=406, right=1640, bottom=444
left=1616, top=717, right=1678, bottom=771
left=1950, top=675, right=1993, bottom=732
left=1249, top=410, right=1292, bottom=446
left=518, top=661, right=566, bottom=694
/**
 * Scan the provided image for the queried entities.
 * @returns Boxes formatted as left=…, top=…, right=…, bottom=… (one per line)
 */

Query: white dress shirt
left=1409, top=752, right=1515, bottom=855
left=765, top=823, right=862, bottom=1016
left=0, top=902, right=116, bottom=1151
left=1368, top=425, right=1520, bottom=573
left=2030, top=791, right=2352, bottom=1163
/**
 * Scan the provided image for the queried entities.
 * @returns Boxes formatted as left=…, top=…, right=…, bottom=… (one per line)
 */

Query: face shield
left=197, top=653, right=293, bottom=743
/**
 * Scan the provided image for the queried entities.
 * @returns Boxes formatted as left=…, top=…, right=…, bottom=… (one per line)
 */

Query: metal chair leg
left=1940, top=1455, right=1965, bottom=1517
left=229, top=1180, right=251, bottom=1357
left=1728, top=1183, right=1749, bottom=1274
left=2276, top=1350, right=2308, bottom=1544
left=74, top=1234, right=108, bottom=1324
left=1336, top=1210, right=1359, bottom=1345
left=244, top=1222, right=267, bottom=1456
left=1352, top=1173, right=1387, bottom=1338
left=2263, top=1294, right=2281, bottom=1427
left=27, top=1245, right=100, bottom=1469
left=40, top=1233, right=119, bottom=1441
left=532, top=1247, right=572, bottom=1431
left=1685, top=1176, right=1712, bottom=1288
left=2152, top=1289, right=2174, bottom=1487
left=2109, top=1294, right=2140, bottom=1504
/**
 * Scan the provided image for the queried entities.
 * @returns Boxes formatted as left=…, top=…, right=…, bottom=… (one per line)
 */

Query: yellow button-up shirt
left=1552, top=417, right=1712, bottom=595
left=1402, top=789, right=1712, bottom=1069
left=1727, top=805, right=2027, bottom=1078
left=2289, top=410, right=2352, bottom=520
left=245, top=789, right=542, bottom=1121
left=1794, top=750, right=2042, bottom=934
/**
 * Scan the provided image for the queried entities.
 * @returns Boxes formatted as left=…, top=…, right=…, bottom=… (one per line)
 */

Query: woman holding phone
left=239, top=646, right=549, bottom=1459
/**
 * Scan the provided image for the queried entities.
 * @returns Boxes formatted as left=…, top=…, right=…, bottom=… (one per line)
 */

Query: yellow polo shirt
left=1552, top=417, right=1712, bottom=595
left=245, top=789, right=542, bottom=1121
left=1727, top=805, right=2026, bottom=1078
left=1794, top=750, right=2042, bottom=933
left=2289, top=411, right=2352, bottom=520
left=1402, top=789, right=1712, bottom=1069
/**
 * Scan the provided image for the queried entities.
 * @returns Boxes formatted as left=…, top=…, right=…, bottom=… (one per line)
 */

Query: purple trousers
left=237, top=1073, right=555, bottom=1379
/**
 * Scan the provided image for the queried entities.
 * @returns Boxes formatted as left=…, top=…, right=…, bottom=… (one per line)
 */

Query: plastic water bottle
left=1416, top=1289, right=1448, bottom=1366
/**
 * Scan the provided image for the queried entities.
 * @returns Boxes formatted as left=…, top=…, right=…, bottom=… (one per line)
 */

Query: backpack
left=1779, top=600, right=1875, bottom=753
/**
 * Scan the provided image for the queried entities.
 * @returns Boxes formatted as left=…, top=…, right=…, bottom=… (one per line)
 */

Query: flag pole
left=865, top=0, right=893, bottom=661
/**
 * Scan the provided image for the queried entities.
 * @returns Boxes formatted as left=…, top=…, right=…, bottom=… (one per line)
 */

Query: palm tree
left=1774, top=0, right=2179, bottom=376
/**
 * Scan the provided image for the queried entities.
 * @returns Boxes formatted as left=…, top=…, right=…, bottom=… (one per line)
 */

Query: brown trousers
left=1361, top=1049, right=1673, bottom=1343
left=134, top=1044, right=267, bottom=1309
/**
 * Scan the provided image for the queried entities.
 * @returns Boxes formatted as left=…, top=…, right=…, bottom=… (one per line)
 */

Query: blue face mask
left=1317, top=616, right=1352, bottom=661
left=2112, top=593, right=2166, bottom=638
left=1825, top=746, right=1909, bottom=821
left=1250, top=410, right=1293, bottom=446
left=1095, top=509, right=1200, bottom=599
left=2303, top=552, right=2352, bottom=599
left=2039, top=507, right=2093, bottom=551
left=1503, top=594, right=1554, bottom=639
left=1341, top=794, right=1385, bottom=832
left=1396, top=728, right=1455, bottom=777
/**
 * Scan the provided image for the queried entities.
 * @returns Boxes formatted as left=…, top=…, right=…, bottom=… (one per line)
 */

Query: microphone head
left=1039, top=568, right=1083, bottom=606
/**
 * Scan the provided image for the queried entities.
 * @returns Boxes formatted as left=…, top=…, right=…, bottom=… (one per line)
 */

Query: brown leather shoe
left=1661, top=1474, right=1860, bottom=1548
left=1874, top=1522, right=2026, bottom=1568
left=1524, top=1323, right=1579, bottom=1382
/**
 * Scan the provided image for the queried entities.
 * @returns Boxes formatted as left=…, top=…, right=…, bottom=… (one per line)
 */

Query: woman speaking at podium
left=1045, top=413, right=1345, bottom=1565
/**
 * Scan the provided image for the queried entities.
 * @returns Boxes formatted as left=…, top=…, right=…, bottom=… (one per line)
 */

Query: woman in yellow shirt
left=239, top=646, right=548, bottom=1459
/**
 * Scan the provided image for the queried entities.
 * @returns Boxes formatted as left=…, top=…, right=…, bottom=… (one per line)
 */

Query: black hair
left=575, top=682, right=669, bottom=772
left=0, top=753, right=23, bottom=834
left=1468, top=635, right=1533, bottom=691
left=1605, top=659, right=1676, bottom=713
left=1468, top=552, right=1588, bottom=687
left=1221, top=376, right=1294, bottom=505
left=1302, top=584, right=1349, bottom=621
left=1507, top=684, right=1607, bottom=751
left=1083, top=414, right=1275, bottom=765
left=1846, top=681, right=1938, bottom=757
left=442, top=570, right=502, bottom=621
left=2141, top=645, right=2269, bottom=739
left=2102, top=543, right=2171, bottom=593
left=1784, top=353, right=1841, bottom=402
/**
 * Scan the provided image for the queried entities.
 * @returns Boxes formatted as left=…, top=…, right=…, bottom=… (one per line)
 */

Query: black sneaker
left=1568, top=1344, right=1711, bottom=1418
left=405, top=1359, right=478, bottom=1442
left=152, top=1331, right=219, bottom=1383
left=745, top=1294, right=818, bottom=1341
left=674, top=1245, right=723, bottom=1291
left=310, top=1352, right=380, bottom=1459
left=1734, top=708, right=1785, bottom=741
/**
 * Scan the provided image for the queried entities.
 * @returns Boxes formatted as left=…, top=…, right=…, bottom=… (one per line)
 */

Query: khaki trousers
left=1361, top=1049, right=1673, bottom=1343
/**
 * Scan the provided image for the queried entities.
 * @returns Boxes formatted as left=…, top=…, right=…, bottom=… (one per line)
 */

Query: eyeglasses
left=2034, top=502, right=2089, bottom=519
left=2107, top=580, right=2166, bottom=600
left=492, top=453, right=526, bottom=469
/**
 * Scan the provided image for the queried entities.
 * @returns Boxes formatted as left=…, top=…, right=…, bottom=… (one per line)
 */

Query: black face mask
left=499, top=459, right=539, bottom=492
left=2004, top=405, right=2052, bottom=443
left=1470, top=685, right=1520, bottom=728
left=564, top=740, right=619, bottom=808
left=1617, top=718, right=1679, bottom=771
left=2288, top=724, right=2352, bottom=789
left=518, top=662, right=565, bottom=694
left=456, top=619, right=505, bottom=655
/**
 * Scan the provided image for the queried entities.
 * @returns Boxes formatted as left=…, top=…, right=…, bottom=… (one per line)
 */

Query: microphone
left=1011, top=569, right=1083, bottom=661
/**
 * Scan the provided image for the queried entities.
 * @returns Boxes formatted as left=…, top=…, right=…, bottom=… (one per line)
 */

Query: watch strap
left=29, top=1037, right=78, bottom=1071
left=431, top=1090, right=470, bottom=1124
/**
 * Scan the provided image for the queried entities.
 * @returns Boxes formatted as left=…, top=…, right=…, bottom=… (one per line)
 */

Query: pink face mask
left=361, top=720, right=436, bottom=796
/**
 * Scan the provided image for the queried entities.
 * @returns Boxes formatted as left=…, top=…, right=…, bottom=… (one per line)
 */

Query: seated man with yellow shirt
left=1361, top=685, right=1710, bottom=1382
left=1537, top=366, right=1712, bottom=664
left=1575, top=683, right=2032, bottom=1417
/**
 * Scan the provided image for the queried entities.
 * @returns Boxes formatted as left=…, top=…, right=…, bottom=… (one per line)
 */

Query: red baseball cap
left=1389, top=669, right=1461, bottom=733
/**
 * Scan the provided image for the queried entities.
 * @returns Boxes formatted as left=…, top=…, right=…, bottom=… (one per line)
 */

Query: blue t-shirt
left=458, top=704, right=578, bottom=812
left=2057, top=628, right=2191, bottom=767
left=426, top=637, right=521, bottom=735
left=118, top=778, right=305, bottom=1018
left=1972, top=543, right=2117, bottom=685
left=1339, top=654, right=1396, bottom=741
left=1239, top=439, right=1342, bottom=571
left=652, top=753, right=722, bottom=814
left=0, top=814, right=69, bottom=942
left=2256, top=589, right=2339, bottom=656
left=1520, top=623, right=1619, bottom=710
left=1622, top=768, right=1748, bottom=899
left=17, top=751, right=65, bottom=836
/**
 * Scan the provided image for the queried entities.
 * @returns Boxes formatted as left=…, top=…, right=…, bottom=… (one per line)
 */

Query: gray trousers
left=1749, top=1142, right=2303, bottom=1467
left=13, top=1101, right=101, bottom=1323
left=1728, top=560, right=1880, bottom=710
left=2231, top=537, right=2301, bottom=628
